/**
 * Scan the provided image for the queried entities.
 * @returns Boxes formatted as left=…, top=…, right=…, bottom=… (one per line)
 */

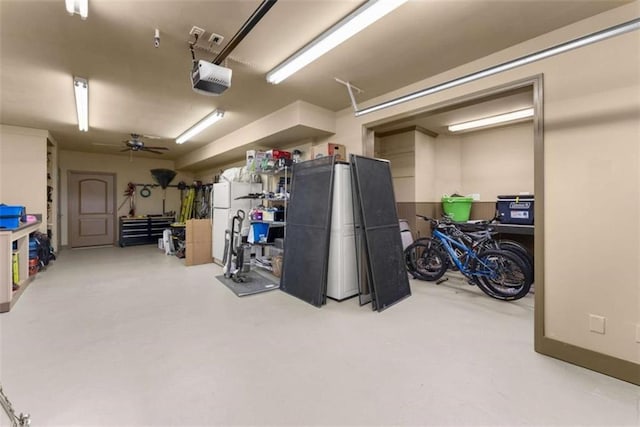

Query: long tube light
left=266, top=0, right=407, bottom=84
left=73, top=77, right=88, bottom=132
left=448, top=108, right=534, bottom=133
left=65, top=0, right=88, bottom=20
left=354, top=17, right=640, bottom=117
left=176, top=109, right=225, bottom=144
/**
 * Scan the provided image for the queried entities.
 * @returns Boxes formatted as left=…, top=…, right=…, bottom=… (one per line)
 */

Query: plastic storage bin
left=0, top=204, right=26, bottom=229
left=249, top=222, right=270, bottom=243
left=441, top=196, right=473, bottom=222
left=496, top=195, right=534, bottom=225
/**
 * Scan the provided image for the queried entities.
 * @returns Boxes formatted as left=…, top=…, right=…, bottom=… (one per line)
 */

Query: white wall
left=59, top=150, right=194, bottom=246
left=433, top=135, right=462, bottom=198
left=460, top=122, right=533, bottom=200
left=414, top=131, right=438, bottom=202
left=0, top=125, right=48, bottom=233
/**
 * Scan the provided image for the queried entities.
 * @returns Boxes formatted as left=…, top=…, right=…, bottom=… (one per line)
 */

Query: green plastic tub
left=441, top=196, right=473, bottom=222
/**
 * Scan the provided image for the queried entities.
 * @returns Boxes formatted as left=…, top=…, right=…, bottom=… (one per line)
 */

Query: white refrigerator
left=212, top=181, right=262, bottom=265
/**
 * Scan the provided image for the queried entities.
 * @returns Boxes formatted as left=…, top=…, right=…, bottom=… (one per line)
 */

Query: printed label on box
left=511, top=211, right=529, bottom=219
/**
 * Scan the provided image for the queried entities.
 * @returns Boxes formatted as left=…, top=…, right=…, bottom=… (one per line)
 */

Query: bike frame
left=432, top=229, right=493, bottom=278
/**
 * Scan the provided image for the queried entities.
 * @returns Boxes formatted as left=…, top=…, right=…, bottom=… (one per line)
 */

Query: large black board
left=280, top=156, right=335, bottom=307
left=351, top=155, right=411, bottom=311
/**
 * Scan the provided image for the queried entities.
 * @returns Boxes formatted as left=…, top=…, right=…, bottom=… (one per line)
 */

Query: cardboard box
left=185, top=219, right=213, bottom=266
left=185, top=240, right=213, bottom=266
left=311, top=143, right=347, bottom=161
left=186, top=219, right=212, bottom=244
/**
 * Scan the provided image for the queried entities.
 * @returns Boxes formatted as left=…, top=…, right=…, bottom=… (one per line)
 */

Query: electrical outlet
left=189, top=26, right=206, bottom=39
left=208, top=32, right=224, bottom=46
left=589, top=314, right=606, bottom=334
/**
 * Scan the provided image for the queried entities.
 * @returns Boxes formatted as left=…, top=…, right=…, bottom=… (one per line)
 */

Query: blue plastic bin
left=0, top=204, right=26, bottom=229
left=251, top=222, right=270, bottom=243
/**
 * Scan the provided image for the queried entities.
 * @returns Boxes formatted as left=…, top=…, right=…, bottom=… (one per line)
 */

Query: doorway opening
left=362, top=75, right=543, bottom=313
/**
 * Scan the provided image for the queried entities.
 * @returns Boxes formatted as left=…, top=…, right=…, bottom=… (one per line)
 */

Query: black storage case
left=496, top=195, right=534, bottom=225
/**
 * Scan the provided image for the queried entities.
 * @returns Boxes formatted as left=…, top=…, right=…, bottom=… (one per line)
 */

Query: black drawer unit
left=119, top=216, right=174, bottom=247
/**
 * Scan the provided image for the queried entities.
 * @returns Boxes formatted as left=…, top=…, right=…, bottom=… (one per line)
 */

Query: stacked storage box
left=29, top=237, right=39, bottom=276
left=0, top=204, right=26, bottom=229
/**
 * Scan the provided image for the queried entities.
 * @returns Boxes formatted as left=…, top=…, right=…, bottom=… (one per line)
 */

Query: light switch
left=589, top=314, right=606, bottom=334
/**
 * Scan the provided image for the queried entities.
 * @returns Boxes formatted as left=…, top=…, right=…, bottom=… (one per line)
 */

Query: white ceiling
left=0, top=0, right=630, bottom=168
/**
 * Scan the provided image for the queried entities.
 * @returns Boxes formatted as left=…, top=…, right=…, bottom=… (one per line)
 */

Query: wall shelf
left=0, top=220, right=42, bottom=313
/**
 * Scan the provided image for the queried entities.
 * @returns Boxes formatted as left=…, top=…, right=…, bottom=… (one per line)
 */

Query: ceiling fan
left=121, top=134, right=168, bottom=155
left=94, top=133, right=169, bottom=155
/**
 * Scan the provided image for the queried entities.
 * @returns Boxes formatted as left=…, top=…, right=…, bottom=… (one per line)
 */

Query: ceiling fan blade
left=143, top=146, right=169, bottom=150
left=143, top=149, right=165, bottom=155
left=141, top=134, right=163, bottom=140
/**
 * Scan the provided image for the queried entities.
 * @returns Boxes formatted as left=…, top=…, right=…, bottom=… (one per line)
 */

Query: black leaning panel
left=280, top=156, right=335, bottom=307
left=279, top=225, right=330, bottom=307
left=351, top=155, right=411, bottom=311
left=364, top=225, right=411, bottom=311
left=351, top=156, right=399, bottom=229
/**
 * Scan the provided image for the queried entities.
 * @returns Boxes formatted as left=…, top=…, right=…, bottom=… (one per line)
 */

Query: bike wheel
left=414, top=237, right=459, bottom=271
left=475, top=240, right=533, bottom=288
left=498, top=240, right=534, bottom=276
left=404, top=239, right=448, bottom=281
left=472, top=249, right=531, bottom=300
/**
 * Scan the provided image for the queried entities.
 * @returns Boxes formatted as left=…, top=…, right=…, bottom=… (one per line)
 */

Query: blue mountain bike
left=405, top=216, right=531, bottom=301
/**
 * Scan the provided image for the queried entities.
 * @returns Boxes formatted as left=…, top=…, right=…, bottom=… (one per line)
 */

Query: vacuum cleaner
left=222, top=209, right=250, bottom=283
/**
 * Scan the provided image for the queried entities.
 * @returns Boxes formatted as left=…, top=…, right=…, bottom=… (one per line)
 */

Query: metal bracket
left=335, top=78, right=363, bottom=112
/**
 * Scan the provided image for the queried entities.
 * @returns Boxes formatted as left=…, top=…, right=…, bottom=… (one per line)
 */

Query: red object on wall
left=271, top=150, right=291, bottom=159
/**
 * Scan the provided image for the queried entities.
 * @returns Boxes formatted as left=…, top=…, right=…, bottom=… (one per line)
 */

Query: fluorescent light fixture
left=73, top=77, right=88, bottom=132
left=448, top=108, right=534, bottom=133
left=266, top=0, right=407, bottom=84
left=355, top=18, right=640, bottom=117
left=65, top=0, right=88, bottom=19
left=176, top=109, right=225, bottom=144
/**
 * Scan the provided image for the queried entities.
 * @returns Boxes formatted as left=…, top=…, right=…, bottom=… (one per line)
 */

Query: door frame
left=67, top=170, right=117, bottom=247
left=360, top=74, right=638, bottom=384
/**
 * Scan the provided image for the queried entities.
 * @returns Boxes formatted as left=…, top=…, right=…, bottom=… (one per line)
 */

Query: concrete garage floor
left=1, top=245, right=638, bottom=426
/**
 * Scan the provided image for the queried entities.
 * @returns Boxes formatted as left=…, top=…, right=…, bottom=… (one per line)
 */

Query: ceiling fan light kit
left=73, top=77, right=89, bottom=132
left=176, top=109, right=225, bottom=144
left=65, top=0, right=88, bottom=20
left=266, top=0, right=408, bottom=84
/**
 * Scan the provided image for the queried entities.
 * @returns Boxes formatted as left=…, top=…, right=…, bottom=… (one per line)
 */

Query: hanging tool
left=117, top=182, right=136, bottom=216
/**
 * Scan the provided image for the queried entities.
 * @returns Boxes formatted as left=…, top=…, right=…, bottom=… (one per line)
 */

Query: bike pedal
left=436, top=277, right=448, bottom=285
